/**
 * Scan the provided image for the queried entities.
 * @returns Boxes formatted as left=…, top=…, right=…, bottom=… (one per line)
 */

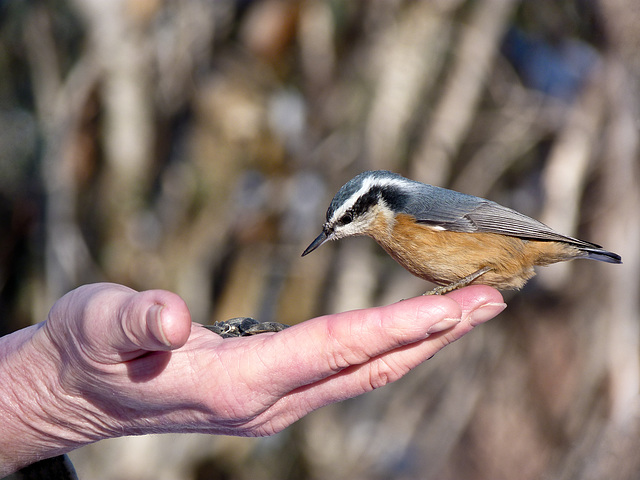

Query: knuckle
left=367, top=359, right=405, bottom=390
left=324, top=319, right=364, bottom=372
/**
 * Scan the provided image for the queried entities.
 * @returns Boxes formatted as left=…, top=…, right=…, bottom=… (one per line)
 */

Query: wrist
left=0, top=324, right=103, bottom=475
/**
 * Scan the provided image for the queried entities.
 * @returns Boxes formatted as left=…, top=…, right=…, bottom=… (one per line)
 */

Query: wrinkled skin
left=0, top=283, right=505, bottom=475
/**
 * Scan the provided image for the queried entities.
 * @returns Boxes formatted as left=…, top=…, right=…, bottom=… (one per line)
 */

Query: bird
left=301, top=170, right=622, bottom=294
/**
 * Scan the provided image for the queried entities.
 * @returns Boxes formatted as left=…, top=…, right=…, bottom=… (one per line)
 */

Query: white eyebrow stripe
left=328, top=175, right=408, bottom=224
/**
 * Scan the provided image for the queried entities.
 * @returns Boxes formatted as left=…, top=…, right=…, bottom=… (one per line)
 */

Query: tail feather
left=581, top=247, right=622, bottom=264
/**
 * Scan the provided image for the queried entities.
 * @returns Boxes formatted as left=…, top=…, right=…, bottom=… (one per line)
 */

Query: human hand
left=0, top=283, right=505, bottom=474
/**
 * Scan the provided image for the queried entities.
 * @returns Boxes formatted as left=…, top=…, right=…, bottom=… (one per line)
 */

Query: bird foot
left=424, top=266, right=492, bottom=295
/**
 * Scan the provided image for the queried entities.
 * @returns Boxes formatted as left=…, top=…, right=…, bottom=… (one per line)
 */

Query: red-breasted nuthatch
left=302, top=170, right=622, bottom=294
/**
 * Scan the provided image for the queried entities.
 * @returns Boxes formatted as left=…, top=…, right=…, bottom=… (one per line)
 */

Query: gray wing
left=401, top=184, right=601, bottom=248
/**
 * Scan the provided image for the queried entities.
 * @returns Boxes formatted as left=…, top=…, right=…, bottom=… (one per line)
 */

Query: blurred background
left=1, top=0, right=639, bottom=478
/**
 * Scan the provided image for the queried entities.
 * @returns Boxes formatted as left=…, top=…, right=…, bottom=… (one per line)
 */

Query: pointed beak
left=302, top=229, right=330, bottom=257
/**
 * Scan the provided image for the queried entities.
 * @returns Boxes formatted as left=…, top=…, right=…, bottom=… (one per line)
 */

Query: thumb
left=116, top=290, right=192, bottom=354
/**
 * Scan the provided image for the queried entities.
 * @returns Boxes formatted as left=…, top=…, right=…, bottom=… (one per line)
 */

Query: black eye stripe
left=350, top=189, right=378, bottom=217
left=329, top=184, right=409, bottom=225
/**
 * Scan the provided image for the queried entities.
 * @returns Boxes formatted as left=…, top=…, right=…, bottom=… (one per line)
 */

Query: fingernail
left=469, top=302, right=507, bottom=326
left=427, top=317, right=461, bottom=334
left=147, top=304, right=171, bottom=347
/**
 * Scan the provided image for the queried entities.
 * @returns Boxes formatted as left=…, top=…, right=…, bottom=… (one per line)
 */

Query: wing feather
left=400, top=184, right=600, bottom=249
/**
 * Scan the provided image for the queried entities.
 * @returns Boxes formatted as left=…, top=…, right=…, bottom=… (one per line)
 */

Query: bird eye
left=338, top=213, right=352, bottom=226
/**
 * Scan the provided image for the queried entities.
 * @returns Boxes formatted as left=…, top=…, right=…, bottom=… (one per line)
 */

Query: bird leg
left=425, top=266, right=492, bottom=295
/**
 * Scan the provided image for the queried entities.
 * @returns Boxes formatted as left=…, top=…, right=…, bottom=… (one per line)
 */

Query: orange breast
left=367, top=213, right=582, bottom=290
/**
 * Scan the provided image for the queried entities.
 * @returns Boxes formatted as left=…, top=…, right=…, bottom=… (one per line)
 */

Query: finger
left=249, top=288, right=505, bottom=432
left=234, top=294, right=464, bottom=400
left=116, top=289, right=192, bottom=354
left=444, top=285, right=506, bottom=327
left=43, top=284, right=191, bottom=367
left=274, top=286, right=504, bottom=391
